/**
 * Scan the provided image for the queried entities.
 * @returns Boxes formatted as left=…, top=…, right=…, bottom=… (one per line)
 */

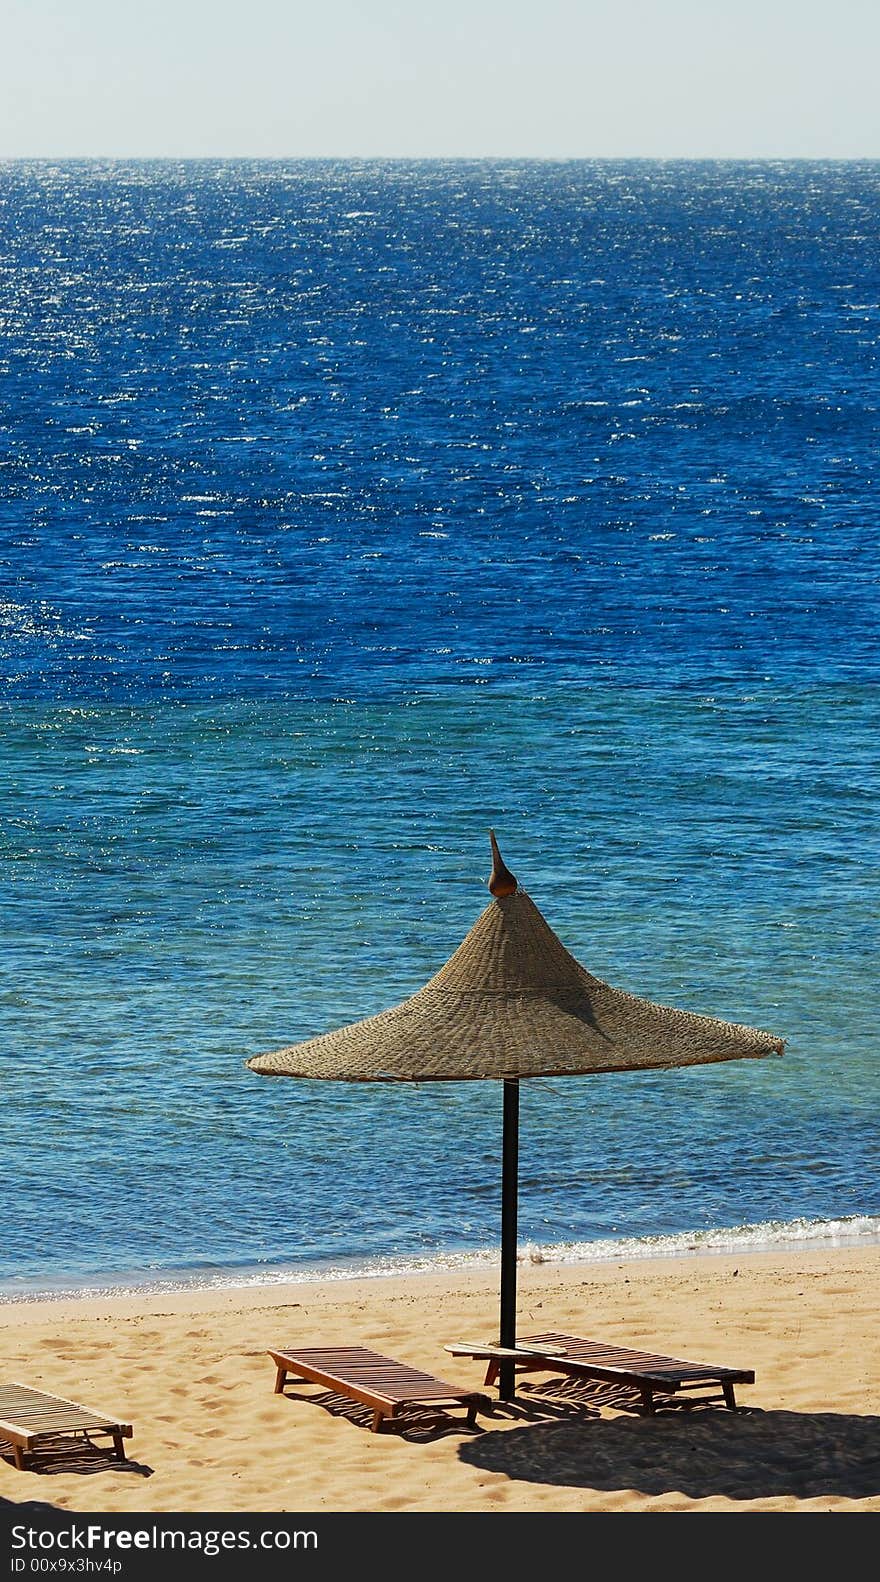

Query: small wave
left=2, top=1216, right=876, bottom=1305
left=518, top=1215, right=880, bottom=1267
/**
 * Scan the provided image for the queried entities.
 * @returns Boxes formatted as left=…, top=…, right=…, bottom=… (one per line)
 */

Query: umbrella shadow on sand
left=459, top=1398, right=880, bottom=1501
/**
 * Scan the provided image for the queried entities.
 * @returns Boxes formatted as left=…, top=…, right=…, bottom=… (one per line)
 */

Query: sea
left=1, top=159, right=878, bottom=1299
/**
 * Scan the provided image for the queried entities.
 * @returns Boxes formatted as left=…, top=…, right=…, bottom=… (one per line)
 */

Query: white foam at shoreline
left=2, top=1214, right=878, bottom=1306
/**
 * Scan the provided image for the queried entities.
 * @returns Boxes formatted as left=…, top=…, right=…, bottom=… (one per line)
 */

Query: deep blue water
left=1, top=161, right=878, bottom=1294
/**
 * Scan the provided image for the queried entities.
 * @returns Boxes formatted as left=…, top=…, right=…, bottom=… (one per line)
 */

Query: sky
left=2, top=0, right=879, bottom=160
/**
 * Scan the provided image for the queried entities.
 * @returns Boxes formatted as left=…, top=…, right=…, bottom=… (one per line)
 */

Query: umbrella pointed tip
left=488, top=829, right=518, bottom=897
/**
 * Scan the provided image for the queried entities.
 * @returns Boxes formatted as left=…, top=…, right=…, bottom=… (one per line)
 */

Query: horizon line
left=3, top=152, right=880, bottom=165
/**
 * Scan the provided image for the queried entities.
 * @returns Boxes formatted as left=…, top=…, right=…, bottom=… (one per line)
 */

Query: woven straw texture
left=247, top=891, right=785, bottom=1083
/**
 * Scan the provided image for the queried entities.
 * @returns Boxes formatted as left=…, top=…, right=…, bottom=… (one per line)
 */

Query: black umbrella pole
left=499, top=1077, right=520, bottom=1401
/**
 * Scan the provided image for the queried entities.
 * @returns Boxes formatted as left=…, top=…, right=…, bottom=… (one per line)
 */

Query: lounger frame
left=0, top=1382, right=132, bottom=1470
left=269, top=1345, right=486, bottom=1432
left=446, top=1331, right=754, bottom=1413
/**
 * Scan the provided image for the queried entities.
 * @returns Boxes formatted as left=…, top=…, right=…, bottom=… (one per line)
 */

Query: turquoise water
left=2, top=686, right=877, bottom=1293
left=1, top=161, right=878, bottom=1293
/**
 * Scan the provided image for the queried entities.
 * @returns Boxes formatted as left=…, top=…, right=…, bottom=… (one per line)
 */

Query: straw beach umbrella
left=247, top=833, right=784, bottom=1399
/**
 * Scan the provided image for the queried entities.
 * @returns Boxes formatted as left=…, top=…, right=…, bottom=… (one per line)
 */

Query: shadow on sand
left=278, top=1386, right=488, bottom=1443
left=1, top=1436, right=153, bottom=1480
left=459, top=1401, right=880, bottom=1501
left=0, top=1495, right=62, bottom=1512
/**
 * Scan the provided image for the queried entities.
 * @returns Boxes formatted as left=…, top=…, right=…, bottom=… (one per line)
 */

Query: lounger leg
left=12, top=1445, right=25, bottom=1471
left=274, top=1366, right=288, bottom=1394
left=639, top=1385, right=655, bottom=1415
left=466, top=1400, right=478, bottom=1428
left=111, top=1431, right=126, bottom=1461
left=484, top=1361, right=499, bottom=1388
left=371, top=1410, right=385, bottom=1433
left=722, top=1382, right=737, bottom=1411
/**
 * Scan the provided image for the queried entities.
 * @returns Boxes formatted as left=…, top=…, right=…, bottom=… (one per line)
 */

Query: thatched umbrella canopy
left=247, top=833, right=784, bottom=1396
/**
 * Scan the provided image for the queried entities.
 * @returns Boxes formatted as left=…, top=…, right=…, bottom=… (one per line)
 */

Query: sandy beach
left=1, top=1242, right=877, bottom=1514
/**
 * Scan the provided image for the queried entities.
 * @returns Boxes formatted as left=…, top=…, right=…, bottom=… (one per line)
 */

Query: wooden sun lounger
left=269, top=1345, right=487, bottom=1433
left=446, top=1331, right=754, bottom=1414
left=0, top=1382, right=133, bottom=1470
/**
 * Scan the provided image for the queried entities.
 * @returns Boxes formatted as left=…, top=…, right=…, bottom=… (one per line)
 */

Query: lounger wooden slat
left=0, top=1384, right=132, bottom=1471
left=269, top=1346, right=487, bottom=1432
left=446, top=1331, right=754, bottom=1413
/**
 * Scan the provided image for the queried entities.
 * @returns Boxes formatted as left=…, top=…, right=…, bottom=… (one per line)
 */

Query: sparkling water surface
left=1, top=161, right=878, bottom=1294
